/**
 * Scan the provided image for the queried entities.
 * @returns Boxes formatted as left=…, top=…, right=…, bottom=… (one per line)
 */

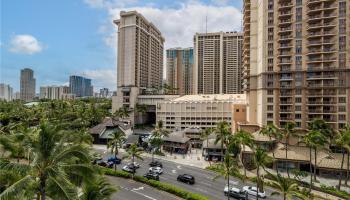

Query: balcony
left=279, top=43, right=293, bottom=49
left=323, top=14, right=337, bottom=19
left=308, top=15, right=322, bottom=21
left=279, top=35, right=293, bottom=41
left=279, top=11, right=293, bottom=18
left=280, top=109, right=293, bottom=113
left=278, top=60, right=292, bottom=65
left=279, top=27, right=293, bottom=34
left=279, top=19, right=292, bottom=26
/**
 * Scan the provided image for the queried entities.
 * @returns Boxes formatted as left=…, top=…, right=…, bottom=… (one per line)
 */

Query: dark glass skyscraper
left=69, top=75, right=93, bottom=97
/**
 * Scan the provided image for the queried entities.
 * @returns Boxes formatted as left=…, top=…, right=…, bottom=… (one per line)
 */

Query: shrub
left=319, top=184, right=350, bottom=199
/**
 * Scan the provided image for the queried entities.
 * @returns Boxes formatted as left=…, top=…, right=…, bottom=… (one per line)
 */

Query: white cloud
left=86, top=0, right=242, bottom=49
left=81, top=69, right=116, bottom=90
left=9, top=34, right=43, bottom=55
left=211, top=0, right=229, bottom=6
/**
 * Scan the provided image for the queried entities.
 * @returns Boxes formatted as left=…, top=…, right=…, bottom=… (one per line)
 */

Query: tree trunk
left=313, top=148, right=317, bottom=181
left=114, top=148, right=117, bottom=171
left=39, top=176, right=46, bottom=200
left=243, top=146, right=247, bottom=180
left=338, top=150, right=345, bottom=190
left=283, top=193, right=286, bottom=200
left=286, top=136, right=290, bottom=178
left=227, top=171, right=230, bottom=200
left=221, top=142, right=224, bottom=162
left=152, top=150, right=155, bottom=163
left=132, top=155, right=135, bottom=179
left=256, top=166, right=259, bottom=200
left=309, top=147, right=313, bottom=194
left=346, top=153, right=349, bottom=185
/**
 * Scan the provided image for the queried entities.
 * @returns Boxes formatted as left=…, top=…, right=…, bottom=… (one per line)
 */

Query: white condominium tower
left=193, top=31, right=243, bottom=94
left=243, top=0, right=350, bottom=130
left=112, top=11, right=165, bottom=116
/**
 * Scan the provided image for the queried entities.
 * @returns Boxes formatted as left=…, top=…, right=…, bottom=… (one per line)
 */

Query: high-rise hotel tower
left=243, top=0, right=350, bottom=130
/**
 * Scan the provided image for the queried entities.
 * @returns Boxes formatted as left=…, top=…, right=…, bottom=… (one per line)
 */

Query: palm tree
left=233, top=129, right=254, bottom=179
left=135, top=104, right=147, bottom=124
left=282, top=122, right=296, bottom=178
left=79, top=177, right=117, bottom=200
left=0, top=122, right=96, bottom=200
left=304, top=129, right=327, bottom=193
left=149, top=136, right=163, bottom=162
left=335, top=125, right=350, bottom=190
left=308, top=119, right=333, bottom=144
left=213, top=153, right=240, bottom=200
left=268, top=172, right=307, bottom=200
left=200, top=127, right=213, bottom=151
left=253, top=147, right=272, bottom=200
left=342, top=124, right=350, bottom=186
left=152, top=120, right=169, bottom=153
left=107, top=130, right=126, bottom=170
left=260, top=123, right=281, bottom=174
left=214, top=121, right=232, bottom=161
left=124, top=144, right=144, bottom=178
left=114, top=106, right=130, bottom=119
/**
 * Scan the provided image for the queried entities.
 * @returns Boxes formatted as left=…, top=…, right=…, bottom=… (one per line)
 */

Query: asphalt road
left=107, top=176, right=181, bottom=200
left=94, top=148, right=281, bottom=200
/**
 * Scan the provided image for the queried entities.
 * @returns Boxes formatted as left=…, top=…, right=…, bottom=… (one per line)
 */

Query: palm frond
left=0, top=175, right=33, bottom=200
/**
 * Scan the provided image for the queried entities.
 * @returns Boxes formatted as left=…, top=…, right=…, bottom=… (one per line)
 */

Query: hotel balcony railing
left=280, top=35, right=293, bottom=40
left=279, top=11, right=293, bottom=16
left=280, top=109, right=293, bottom=112
left=279, top=3, right=293, bottom=9
left=308, top=6, right=323, bottom=11
left=279, top=27, right=293, bottom=32
left=280, top=117, right=294, bottom=120
left=309, top=15, right=322, bottom=20
left=280, top=101, right=293, bottom=104
left=279, top=19, right=292, bottom=24
left=323, top=14, right=337, bottom=19
left=307, top=101, right=323, bottom=104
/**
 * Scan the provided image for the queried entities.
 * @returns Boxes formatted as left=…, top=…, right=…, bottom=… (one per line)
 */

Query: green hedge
left=103, top=168, right=209, bottom=200
left=319, top=184, right=350, bottom=200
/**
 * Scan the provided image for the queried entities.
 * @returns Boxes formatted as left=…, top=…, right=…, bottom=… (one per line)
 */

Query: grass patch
left=103, top=168, right=209, bottom=200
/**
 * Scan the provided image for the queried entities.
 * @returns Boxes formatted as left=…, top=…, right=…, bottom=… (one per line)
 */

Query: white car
left=149, top=166, right=163, bottom=174
left=224, top=185, right=241, bottom=193
left=242, top=186, right=266, bottom=198
left=128, top=162, right=140, bottom=168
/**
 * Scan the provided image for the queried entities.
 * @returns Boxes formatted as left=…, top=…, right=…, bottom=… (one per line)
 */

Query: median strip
left=103, top=168, right=210, bottom=200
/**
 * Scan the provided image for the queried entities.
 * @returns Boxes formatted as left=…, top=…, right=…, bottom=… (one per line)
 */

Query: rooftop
left=165, top=94, right=246, bottom=103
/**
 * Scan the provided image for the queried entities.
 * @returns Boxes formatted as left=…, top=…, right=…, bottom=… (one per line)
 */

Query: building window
left=295, top=114, right=301, bottom=119
left=339, top=97, right=346, bottom=103
left=295, top=106, right=301, bottom=111
left=296, top=7, right=302, bottom=22
left=339, top=36, right=346, bottom=51
left=296, top=0, right=302, bottom=6
left=267, top=105, right=273, bottom=111
left=339, top=53, right=346, bottom=68
left=339, top=115, right=346, bottom=121
left=339, top=1, right=346, bottom=17
left=268, top=13, right=274, bottom=25
left=295, top=97, right=302, bottom=103
left=267, top=97, right=274, bottom=103
left=267, top=113, right=273, bottom=118
left=295, top=56, right=302, bottom=70
left=295, top=89, right=302, bottom=95
left=339, top=19, right=346, bottom=34
left=267, top=89, right=274, bottom=95
left=268, top=0, right=274, bottom=10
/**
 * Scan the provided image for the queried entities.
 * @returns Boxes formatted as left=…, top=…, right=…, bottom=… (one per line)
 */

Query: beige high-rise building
left=166, top=47, right=194, bottom=95
left=0, top=83, right=13, bottom=101
left=40, top=86, right=74, bottom=100
left=112, top=11, right=165, bottom=121
left=193, top=32, right=243, bottom=95
left=20, top=68, right=36, bottom=102
left=243, top=0, right=350, bottom=130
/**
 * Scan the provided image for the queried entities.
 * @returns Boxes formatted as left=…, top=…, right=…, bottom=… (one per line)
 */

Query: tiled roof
left=163, top=131, right=190, bottom=143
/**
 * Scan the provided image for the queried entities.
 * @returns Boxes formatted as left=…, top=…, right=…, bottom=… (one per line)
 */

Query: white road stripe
left=131, top=190, right=158, bottom=200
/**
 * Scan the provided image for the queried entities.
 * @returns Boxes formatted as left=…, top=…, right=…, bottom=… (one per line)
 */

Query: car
left=177, top=174, right=195, bottom=185
left=149, top=166, right=163, bottom=174
left=143, top=172, right=159, bottom=181
left=149, top=161, right=163, bottom=168
left=128, top=162, right=140, bottom=168
left=242, top=186, right=266, bottom=198
left=224, top=186, right=247, bottom=200
left=96, top=160, right=113, bottom=168
left=122, top=165, right=136, bottom=173
left=107, top=157, right=121, bottom=164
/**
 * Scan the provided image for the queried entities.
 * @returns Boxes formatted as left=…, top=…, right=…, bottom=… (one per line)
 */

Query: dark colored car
left=225, top=190, right=247, bottom=200
left=149, top=161, right=163, bottom=168
left=97, top=160, right=113, bottom=168
left=177, top=174, right=195, bottom=185
left=107, top=157, right=121, bottom=164
left=143, top=172, right=160, bottom=181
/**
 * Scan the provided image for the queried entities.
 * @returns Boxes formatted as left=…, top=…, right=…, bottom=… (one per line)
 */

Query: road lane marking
left=176, top=165, right=182, bottom=169
left=131, top=190, right=158, bottom=200
left=132, top=186, right=144, bottom=191
left=171, top=170, right=177, bottom=173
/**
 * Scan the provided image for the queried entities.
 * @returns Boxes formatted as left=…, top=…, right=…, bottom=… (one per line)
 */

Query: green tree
left=107, top=130, right=126, bottom=170
left=0, top=122, right=97, bottom=200
left=213, top=154, right=240, bottom=200
left=304, top=129, right=327, bottom=193
left=269, top=172, right=306, bottom=200
left=335, top=124, right=350, bottom=189
left=135, top=104, right=148, bottom=124
left=232, top=129, right=254, bottom=179
left=123, top=144, right=144, bottom=178
left=79, top=177, right=117, bottom=200
left=114, top=106, right=130, bottom=119
left=282, top=122, right=296, bottom=178
left=260, top=123, right=281, bottom=174
left=200, top=128, right=213, bottom=152
left=253, top=147, right=272, bottom=200
left=214, top=121, right=232, bottom=161
left=152, top=120, right=169, bottom=153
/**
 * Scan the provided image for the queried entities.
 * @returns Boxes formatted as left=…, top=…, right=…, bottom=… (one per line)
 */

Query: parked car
left=107, top=157, right=121, bottom=164
left=242, top=186, right=266, bottom=198
left=149, top=166, right=163, bottom=174
left=97, top=160, right=113, bottom=168
left=224, top=186, right=247, bottom=200
left=91, top=153, right=103, bottom=164
left=122, top=165, right=136, bottom=173
left=149, top=161, right=163, bottom=168
left=143, top=172, right=159, bottom=181
left=177, top=174, right=195, bottom=185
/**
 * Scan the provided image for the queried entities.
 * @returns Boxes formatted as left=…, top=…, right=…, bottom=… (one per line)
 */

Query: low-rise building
left=156, top=94, right=246, bottom=130
left=202, top=138, right=225, bottom=161
left=0, top=83, right=13, bottom=101
left=162, top=131, right=190, bottom=154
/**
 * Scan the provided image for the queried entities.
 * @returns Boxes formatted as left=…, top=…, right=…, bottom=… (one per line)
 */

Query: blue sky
left=1, top=0, right=242, bottom=92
